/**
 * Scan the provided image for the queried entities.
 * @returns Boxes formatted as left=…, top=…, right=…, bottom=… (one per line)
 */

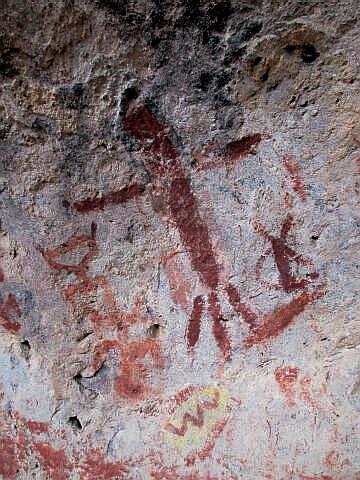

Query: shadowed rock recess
left=0, top=1, right=359, bottom=478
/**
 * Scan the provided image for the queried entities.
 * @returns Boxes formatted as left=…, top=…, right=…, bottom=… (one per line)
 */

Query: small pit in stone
left=147, top=323, right=160, bottom=338
left=20, top=340, right=31, bottom=360
left=68, top=416, right=82, bottom=431
left=301, top=45, right=319, bottom=63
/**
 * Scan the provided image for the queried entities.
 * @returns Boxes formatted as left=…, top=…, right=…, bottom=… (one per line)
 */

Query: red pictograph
left=164, top=390, right=220, bottom=437
left=41, top=223, right=162, bottom=400
left=123, top=104, right=324, bottom=357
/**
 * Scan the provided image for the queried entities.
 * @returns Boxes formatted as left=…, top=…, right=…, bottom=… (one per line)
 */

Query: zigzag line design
left=164, top=390, right=220, bottom=437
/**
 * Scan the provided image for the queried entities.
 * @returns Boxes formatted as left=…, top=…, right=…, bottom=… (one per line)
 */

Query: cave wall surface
left=0, top=1, right=359, bottom=479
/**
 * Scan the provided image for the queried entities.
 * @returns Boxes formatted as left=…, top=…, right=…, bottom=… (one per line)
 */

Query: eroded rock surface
left=0, top=1, right=359, bottom=479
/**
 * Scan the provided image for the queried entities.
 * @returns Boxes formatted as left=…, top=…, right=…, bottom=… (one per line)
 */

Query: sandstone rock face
left=0, top=1, right=359, bottom=479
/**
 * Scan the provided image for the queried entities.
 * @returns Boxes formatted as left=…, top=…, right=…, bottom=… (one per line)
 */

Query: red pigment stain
left=208, top=292, right=231, bottom=362
left=274, top=366, right=299, bottom=407
left=78, top=448, right=128, bottom=480
left=300, top=375, right=318, bottom=409
left=0, top=267, right=4, bottom=282
left=167, top=385, right=197, bottom=415
left=186, top=295, right=204, bottom=349
left=73, top=182, right=145, bottom=213
left=300, top=476, right=333, bottom=480
left=124, top=104, right=231, bottom=360
left=254, top=215, right=318, bottom=294
left=245, top=285, right=324, bottom=346
left=33, top=442, right=72, bottom=480
left=226, top=133, right=262, bottom=161
left=25, top=420, right=49, bottom=435
left=197, top=417, right=229, bottom=461
left=226, top=283, right=257, bottom=329
left=0, top=435, right=18, bottom=479
left=164, top=390, right=220, bottom=436
left=115, top=338, right=162, bottom=400
left=41, top=222, right=98, bottom=283
left=93, top=338, right=162, bottom=401
left=283, top=154, right=307, bottom=201
left=0, top=292, right=22, bottom=332
left=164, top=254, right=193, bottom=312
left=324, top=450, right=340, bottom=468
left=168, top=175, right=220, bottom=290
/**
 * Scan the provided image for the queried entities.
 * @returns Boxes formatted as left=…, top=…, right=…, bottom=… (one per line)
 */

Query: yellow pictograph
left=163, top=385, right=229, bottom=449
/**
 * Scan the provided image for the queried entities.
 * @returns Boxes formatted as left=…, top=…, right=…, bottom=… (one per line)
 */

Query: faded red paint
left=73, top=182, right=145, bottom=213
left=300, top=375, right=318, bottom=409
left=208, top=292, right=231, bottom=362
left=254, top=215, right=318, bottom=294
left=274, top=366, right=299, bottom=407
left=79, top=448, right=128, bottom=480
left=124, top=104, right=233, bottom=360
left=283, top=154, right=307, bottom=201
left=0, top=435, right=18, bottom=480
left=299, top=475, right=333, bottom=480
left=324, top=450, right=340, bottom=468
left=167, top=385, right=197, bottom=415
left=226, top=133, right=262, bottom=161
left=116, top=338, right=163, bottom=400
left=165, top=390, right=220, bottom=436
left=0, top=267, right=4, bottom=283
left=33, top=442, right=72, bottom=480
left=186, top=295, right=204, bottom=349
left=0, top=292, right=22, bottom=332
left=226, top=284, right=257, bottom=329
left=41, top=222, right=98, bottom=283
left=164, top=254, right=193, bottom=312
left=42, top=223, right=162, bottom=401
left=25, top=419, right=49, bottom=435
left=196, top=418, right=229, bottom=461
left=246, top=285, right=324, bottom=346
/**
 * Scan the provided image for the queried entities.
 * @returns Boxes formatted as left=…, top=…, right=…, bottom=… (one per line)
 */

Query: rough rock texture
left=0, top=1, right=359, bottom=479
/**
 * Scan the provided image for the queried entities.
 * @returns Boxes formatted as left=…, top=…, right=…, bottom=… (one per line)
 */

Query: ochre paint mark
left=33, top=442, right=72, bottom=480
left=299, top=375, right=318, bottom=409
left=254, top=214, right=318, bottom=294
left=196, top=417, right=229, bottom=461
left=186, top=296, right=204, bottom=349
left=226, top=133, right=261, bottom=161
left=274, top=366, right=299, bottom=407
left=0, top=292, right=22, bottom=332
left=79, top=448, right=129, bottom=480
left=73, top=182, right=145, bottom=213
left=164, top=390, right=220, bottom=436
left=245, top=285, right=324, bottom=346
left=124, top=104, right=231, bottom=360
left=0, top=435, right=18, bottom=480
left=163, top=254, right=193, bottom=312
left=283, top=154, right=307, bottom=201
left=226, top=284, right=257, bottom=329
left=25, top=420, right=49, bottom=435
left=41, top=222, right=98, bottom=283
left=167, top=386, right=197, bottom=415
left=42, top=223, right=162, bottom=401
left=208, top=292, right=231, bottom=362
left=0, top=267, right=4, bottom=283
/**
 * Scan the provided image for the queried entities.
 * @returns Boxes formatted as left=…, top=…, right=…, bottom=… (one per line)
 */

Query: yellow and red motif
left=163, top=385, right=230, bottom=455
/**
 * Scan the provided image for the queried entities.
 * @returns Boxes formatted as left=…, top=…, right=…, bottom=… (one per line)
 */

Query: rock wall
left=0, top=1, right=359, bottom=478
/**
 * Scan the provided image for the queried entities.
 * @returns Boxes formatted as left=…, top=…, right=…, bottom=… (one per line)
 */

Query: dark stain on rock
left=57, top=83, right=88, bottom=110
left=226, top=133, right=261, bottom=160
left=301, top=44, right=319, bottom=63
